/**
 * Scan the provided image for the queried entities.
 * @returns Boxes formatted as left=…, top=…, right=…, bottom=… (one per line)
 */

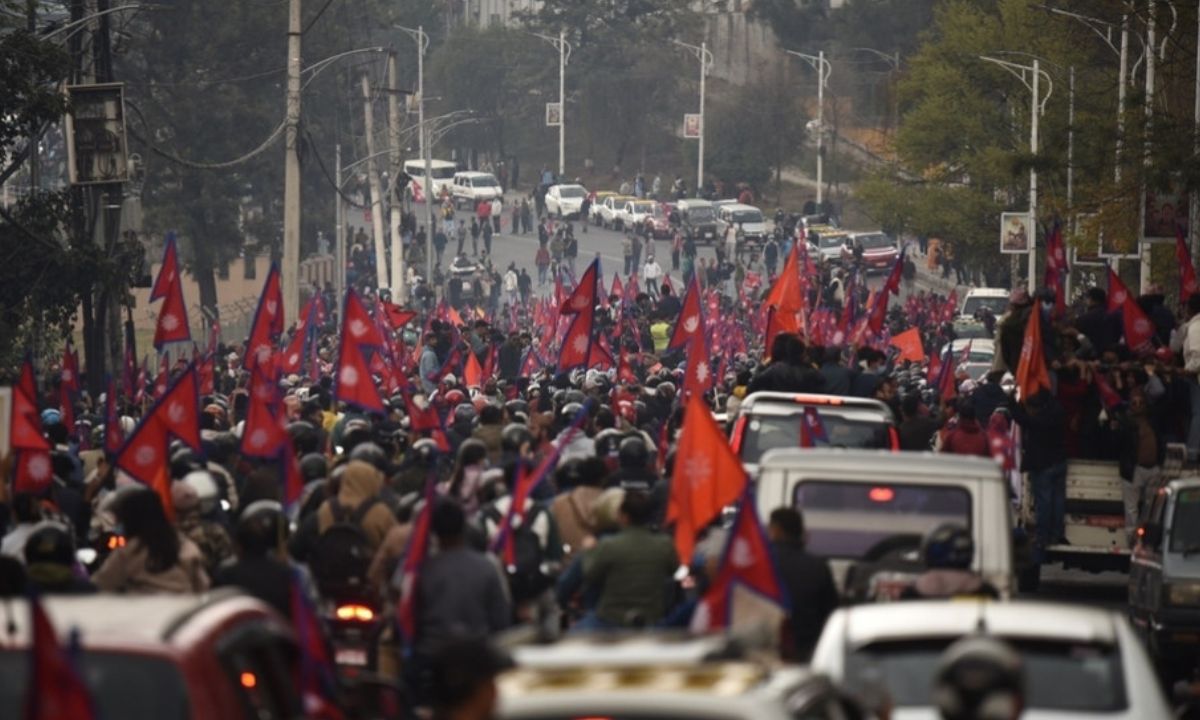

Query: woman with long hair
left=440, top=439, right=489, bottom=515
left=93, top=486, right=210, bottom=594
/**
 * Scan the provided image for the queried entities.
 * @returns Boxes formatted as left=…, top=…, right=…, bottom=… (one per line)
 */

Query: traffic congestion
left=5, top=1, right=1200, bottom=719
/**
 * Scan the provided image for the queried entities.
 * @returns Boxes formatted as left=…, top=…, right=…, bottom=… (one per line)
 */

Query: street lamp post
left=394, top=24, right=430, bottom=299
left=981, top=55, right=1053, bottom=294
left=673, top=39, right=714, bottom=196
left=784, top=49, right=832, bottom=207
left=531, top=31, right=572, bottom=178
left=850, top=47, right=901, bottom=131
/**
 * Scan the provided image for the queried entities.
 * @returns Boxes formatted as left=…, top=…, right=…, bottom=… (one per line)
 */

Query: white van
left=755, top=449, right=1015, bottom=599
left=451, top=170, right=503, bottom=208
left=403, top=158, right=457, bottom=199
left=716, top=202, right=767, bottom=244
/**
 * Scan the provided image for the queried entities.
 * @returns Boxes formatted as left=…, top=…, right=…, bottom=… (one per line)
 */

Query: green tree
left=705, top=69, right=807, bottom=197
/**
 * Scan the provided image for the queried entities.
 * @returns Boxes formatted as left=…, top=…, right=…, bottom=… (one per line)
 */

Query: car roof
left=2, top=590, right=281, bottom=651
left=758, top=448, right=1003, bottom=483
left=945, top=338, right=995, bottom=352
left=511, top=633, right=750, bottom=669
left=455, top=170, right=495, bottom=178
left=833, top=600, right=1119, bottom=647
left=676, top=198, right=712, bottom=207
left=550, top=183, right=585, bottom=191
left=1165, top=476, right=1200, bottom=492
left=740, top=391, right=893, bottom=418
left=964, top=288, right=1010, bottom=299
left=723, top=203, right=760, bottom=213
left=405, top=158, right=455, bottom=167
left=848, top=230, right=887, bottom=238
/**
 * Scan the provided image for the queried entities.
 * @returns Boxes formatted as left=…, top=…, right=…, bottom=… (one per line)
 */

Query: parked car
left=597, top=194, right=634, bottom=229
left=544, top=183, right=588, bottom=219
left=589, top=191, right=617, bottom=225
left=674, top=198, right=719, bottom=244
left=0, top=590, right=310, bottom=720
left=617, top=199, right=657, bottom=233
left=717, top=203, right=767, bottom=245
left=809, top=225, right=851, bottom=266
left=812, top=600, right=1172, bottom=719
left=754, top=449, right=1015, bottom=599
left=642, top=201, right=674, bottom=239
left=841, top=231, right=899, bottom=273
left=500, top=633, right=866, bottom=720
left=1129, top=476, right=1200, bottom=678
left=451, top=171, right=503, bottom=208
left=403, top=158, right=457, bottom=199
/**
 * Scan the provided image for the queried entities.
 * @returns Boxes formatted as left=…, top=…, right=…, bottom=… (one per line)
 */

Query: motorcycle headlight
left=1168, top=582, right=1200, bottom=606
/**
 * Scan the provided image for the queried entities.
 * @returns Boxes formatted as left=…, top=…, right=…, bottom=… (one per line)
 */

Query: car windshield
left=471, top=176, right=498, bottom=187
left=818, top=235, right=844, bottom=248
left=961, top=295, right=1009, bottom=316
left=687, top=207, right=715, bottom=222
left=557, top=186, right=585, bottom=198
left=0, top=650, right=190, bottom=720
left=740, top=413, right=890, bottom=465
left=1170, top=488, right=1200, bottom=553
left=633, top=202, right=655, bottom=213
left=846, top=639, right=1127, bottom=712
left=792, top=481, right=971, bottom=560
left=856, top=233, right=893, bottom=249
left=944, top=346, right=994, bottom=364
left=409, top=165, right=455, bottom=179
left=731, top=209, right=763, bottom=223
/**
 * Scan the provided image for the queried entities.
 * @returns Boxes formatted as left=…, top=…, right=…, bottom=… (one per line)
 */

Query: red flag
left=241, top=368, right=288, bottom=459
left=151, top=233, right=191, bottom=349
left=986, top=413, right=1017, bottom=473
left=764, top=243, right=803, bottom=313
left=22, top=595, right=98, bottom=720
left=611, top=273, right=624, bottom=300
left=667, top=393, right=746, bottom=565
left=342, top=290, right=386, bottom=347
left=58, top=383, right=75, bottom=435
left=244, top=263, right=285, bottom=372
left=560, top=259, right=599, bottom=317
left=1177, top=228, right=1199, bottom=301
left=627, top=273, right=640, bottom=298
left=1015, top=306, right=1051, bottom=401
left=557, top=311, right=595, bottom=373
left=682, top=329, right=713, bottom=400
left=397, top=475, right=436, bottom=644
left=11, top=360, right=49, bottom=452
left=464, top=350, right=484, bottom=387
left=616, top=349, right=638, bottom=384
left=61, top=340, right=80, bottom=393
left=1044, top=222, right=1068, bottom=317
left=290, top=573, right=343, bottom=717
left=1107, top=267, right=1155, bottom=354
left=763, top=307, right=800, bottom=361
left=1094, top=371, right=1124, bottom=410
left=152, top=354, right=168, bottom=400
left=690, top=489, right=787, bottom=633
left=888, top=327, right=926, bottom=363
left=936, top=347, right=958, bottom=402
left=380, top=300, right=417, bottom=330
left=334, top=340, right=385, bottom=413
left=668, top=277, right=704, bottom=351
left=880, top=248, right=905, bottom=298
left=799, top=406, right=829, bottom=448
left=402, top=391, right=450, bottom=451
left=115, top=366, right=201, bottom=487
left=104, top=377, right=123, bottom=456
left=940, top=289, right=958, bottom=324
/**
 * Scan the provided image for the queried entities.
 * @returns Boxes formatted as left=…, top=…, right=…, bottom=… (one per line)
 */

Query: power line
left=302, top=0, right=338, bottom=35
left=305, top=128, right=368, bottom=209
left=125, top=99, right=286, bottom=169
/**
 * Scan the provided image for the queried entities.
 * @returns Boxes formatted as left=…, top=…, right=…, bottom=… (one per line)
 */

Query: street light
left=784, top=49, right=832, bottom=206
left=530, top=31, right=572, bottom=178
left=394, top=24, right=430, bottom=300
left=980, top=55, right=1053, bottom=294
left=848, top=47, right=900, bottom=131
left=672, top=39, right=714, bottom=196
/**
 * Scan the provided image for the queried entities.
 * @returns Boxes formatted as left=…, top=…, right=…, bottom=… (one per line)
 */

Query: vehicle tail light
left=868, top=487, right=895, bottom=503
left=888, top=426, right=900, bottom=450
left=106, top=534, right=126, bottom=550
left=335, top=604, right=376, bottom=622
left=793, top=394, right=843, bottom=405
left=730, top=415, right=748, bottom=455
left=240, top=672, right=257, bottom=689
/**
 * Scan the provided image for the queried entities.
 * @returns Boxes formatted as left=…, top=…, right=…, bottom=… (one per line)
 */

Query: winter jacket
left=315, top=461, right=397, bottom=552
left=550, top=486, right=605, bottom=560
left=92, top=536, right=210, bottom=594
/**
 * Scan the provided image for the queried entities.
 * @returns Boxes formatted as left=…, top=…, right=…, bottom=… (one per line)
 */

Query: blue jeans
left=1031, top=462, right=1067, bottom=548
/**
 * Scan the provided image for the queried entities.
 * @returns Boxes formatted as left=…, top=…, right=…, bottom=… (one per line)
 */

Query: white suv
left=451, top=171, right=503, bottom=208
left=544, top=184, right=588, bottom=219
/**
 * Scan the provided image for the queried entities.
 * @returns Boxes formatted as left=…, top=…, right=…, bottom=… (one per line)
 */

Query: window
left=558, top=186, right=585, bottom=198
left=856, top=233, right=894, bottom=249
left=731, top=209, right=763, bottom=223
left=961, top=295, right=1010, bottom=316
left=791, top=480, right=971, bottom=560
left=741, top=413, right=891, bottom=464
left=1169, top=488, right=1200, bottom=554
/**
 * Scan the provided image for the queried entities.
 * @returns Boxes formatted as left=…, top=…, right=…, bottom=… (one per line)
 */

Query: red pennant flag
left=22, top=595, right=98, bottom=720
left=667, top=393, right=746, bottom=565
left=241, top=367, right=288, bottom=459
left=1015, top=307, right=1051, bottom=401
left=557, top=311, right=595, bottom=373
left=1177, top=228, right=1199, bottom=301
left=611, top=273, right=624, bottom=300
left=115, top=366, right=202, bottom=487
left=104, top=377, right=123, bottom=456
left=244, top=263, right=285, bottom=373
left=290, top=573, right=343, bottom=715
left=464, top=350, right=484, bottom=387
left=61, top=340, right=80, bottom=393
left=151, top=233, right=191, bottom=349
left=668, top=277, right=704, bottom=351
left=616, top=349, right=638, bottom=385
left=799, top=406, right=830, bottom=448
left=58, top=383, right=75, bottom=435
left=888, top=327, right=926, bottom=363
left=682, top=329, right=713, bottom=400
left=763, top=307, right=800, bottom=361
left=334, top=340, right=385, bottom=413
left=342, top=290, right=386, bottom=348
left=940, top=289, right=959, bottom=324
left=560, top=259, right=600, bottom=317
left=1107, top=267, right=1155, bottom=354
left=627, top=273, right=640, bottom=298
left=764, top=242, right=804, bottom=313
left=380, top=300, right=417, bottom=330
left=397, top=476, right=436, bottom=644
left=690, top=489, right=788, bottom=633
left=1094, top=371, right=1124, bottom=410
left=12, top=360, right=49, bottom=451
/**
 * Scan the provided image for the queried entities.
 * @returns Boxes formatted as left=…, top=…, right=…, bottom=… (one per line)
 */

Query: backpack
left=482, top=501, right=562, bottom=603
left=311, top=497, right=381, bottom=596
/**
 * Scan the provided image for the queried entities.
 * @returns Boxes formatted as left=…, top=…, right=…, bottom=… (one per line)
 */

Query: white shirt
left=643, top=261, right=663, bottom=281
left=491, top=198, right=502, bottom=215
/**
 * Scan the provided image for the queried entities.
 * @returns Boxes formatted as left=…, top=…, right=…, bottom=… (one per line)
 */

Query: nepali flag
left=401, top=388, right=450, bottom=451
left=244, top=262, right=285, bottom=373
left=1094, top=371, right=1124, bottom=410
left=668, top=277, right=703, bottom=351
left=1044, top=221, right=1068, bottom=317
left=104, top=377, right=123, bottom=457
left=940, top=289, right=958, bottom=324
left=22, top=594, right=98, bottom=720
left=281, top=297, right=317, bottom=377
left=557, top=262, right=601, bottom=373
left=935, top=346, right=959, bottom=402
left=290, top=573, right=344, bottom=718
left=689, top=488, right=788, bottom=634
left=397, top=473, right=437, bottom=645
left=560, top=259, right=599, bottom=317
left=13, top=357, right=53, bottom=494
left=151, top=233, right=192, bottom=349
left=682, top=329, right=713, bottom=400
left=334, top=290, right=386, bottom=412
left=60, top=340, right=80, bottom=393
left=799, top=406, right=829, bottom=448
left=1177, top=227, right=1199, bottom=302
left=1107, top=267, right=1155, bottom=354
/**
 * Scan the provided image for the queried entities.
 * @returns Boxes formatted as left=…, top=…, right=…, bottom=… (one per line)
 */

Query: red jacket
left=941, top=419, right=990, bottom=457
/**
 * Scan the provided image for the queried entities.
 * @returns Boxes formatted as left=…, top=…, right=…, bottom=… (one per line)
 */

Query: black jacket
left=747, top=363, right=826, bottom=395
left=498, top=341, right=523, bottom=380
left=771, top=540, right=838, bottom=659
left=1009, top=394, right=1068, bottom=472
left=898, top=415, right=939, bottom=451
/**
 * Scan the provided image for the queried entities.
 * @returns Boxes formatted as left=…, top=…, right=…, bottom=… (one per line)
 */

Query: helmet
left=593, top=428, right=624, bottom=459
left=24, top=522, right=75, bottom=567
left=235, top=500, right=288, bottom=555
left=40, top=408, right=62, bottom=427
left=501, top=423, right=534, bottom=455
left=299, top=453, right=329, bottom=483
left=932, top=636, right=1024, bottom=720
left=560, top=402, right=584, bottom=420
left=169, top=448, right=201, bottom=480
left=618, top=435, right=650, bottom=470
left=453, top=402, right=478, bottom=426
left=411, top=438, right=442, bottom=464
left=922, top=523, right=974, bottom=569
left=564, top=389, right=587, bottom=406
left=286, top=421, right=319, bottom=455
left=504, top=399, right=529, bottom=418
left=444, top=389, right=466, bottom=407
left=349, top=442, right=389, bottom=473
left=181, top=470, right=221, bottom=515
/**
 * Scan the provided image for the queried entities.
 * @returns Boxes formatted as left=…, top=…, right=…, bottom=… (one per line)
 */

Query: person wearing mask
left=581, top=490, right=678, bottom=629
left=939, top=402, right=990, bottom=457
left=93, top=487, right=210, bottom=594
left=767, top=508, right=838, bottom=661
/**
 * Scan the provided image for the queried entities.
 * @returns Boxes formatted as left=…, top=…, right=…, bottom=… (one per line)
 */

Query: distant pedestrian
left=535, top=243, right=550, bottom=286
left=511, top=203, right=520, bottom=236
left=521, top=199, right=533, bottom=234
left=433, top=228, right=448, bottom=267
left=491, top=197, right=502, bottom=233
left=622, top=234, right=633, bottom=276
left=482, top=222, right=493, bottom=256
left=671, top=231, right=682, bottom=272
left=469, top=218, right=480, bottom=255
left=630, top=234, right=643, bottom=273
left=579, top=194, right=592, bottom=234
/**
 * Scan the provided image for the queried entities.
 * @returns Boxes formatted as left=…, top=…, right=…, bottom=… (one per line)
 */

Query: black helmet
left=501, top=423, right=534, bottom=455
left=286, top=421, right=319, bottom=455
left=564, top=389, right=587, bottom=406
left=411, top=438, right=442, bottom=464
left=922, top=523, right=974, bottom=569
left=593, top=428, right=624, bottom=458
left=618, top=435, right=649, bottom=470
left=236, top=500, right=287, bottom=556
left=299, top=453, right=328, bottom=483
left=349, top=442, right=390, bottom=473
left=24, top=523, right=75, bottom=567
left=504, top=399, right=529, bottom=418
left=560, top=402, right=584, bottom=420
left=453, top=402, right=478, bottom=426
left=933, top=636, right=1024, bottom=720
left=169, top=448, right=201, bottom=480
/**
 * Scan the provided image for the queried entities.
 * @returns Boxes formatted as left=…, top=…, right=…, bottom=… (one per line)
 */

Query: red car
left=840, top=231, right=900, bottom=273
left=641, top=202, right=675, bottom=240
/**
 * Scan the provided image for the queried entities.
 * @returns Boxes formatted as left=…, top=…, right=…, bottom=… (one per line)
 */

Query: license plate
left=336, top=648, right=368, bottom=667
left=1083, top=515, right=1126, bottom=529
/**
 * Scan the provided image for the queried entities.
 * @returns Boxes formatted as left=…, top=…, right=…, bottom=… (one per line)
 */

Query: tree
left=705, top=69, right=807, bottom=197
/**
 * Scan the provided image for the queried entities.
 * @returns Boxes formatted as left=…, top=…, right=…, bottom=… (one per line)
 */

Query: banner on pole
left=1000, top=212, right=1032, bottom=254
left=683, top=114, right=702, bottom=139
left=545, top=103, right=562, bottom=127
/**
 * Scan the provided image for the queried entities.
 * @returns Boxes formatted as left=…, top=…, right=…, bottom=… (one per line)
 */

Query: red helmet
left=443, top=389, right=466, bottom=407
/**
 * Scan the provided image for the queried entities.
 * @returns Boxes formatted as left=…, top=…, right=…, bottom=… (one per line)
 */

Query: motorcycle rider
left=904, top=524, right=997, bottom=599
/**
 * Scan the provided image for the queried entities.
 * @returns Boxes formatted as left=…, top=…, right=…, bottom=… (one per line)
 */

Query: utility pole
left=335, top=143, right=344, bottom=321
left=784, top=49, right=831, bottom=207
left=397, top=24, right=432, bottom=289
left=360, top=72, right=388, bottom=293
left=387, top=52, right=406, bottom=303
left=673, top=40, right=713, bottom=195
left=282, top=0, right=302, bottom=323
left=1191, top=7, right=1200, bottom=267
left=558, top=29, right=566, bottom=177
left=1140, top=0, right=1156, bottom=294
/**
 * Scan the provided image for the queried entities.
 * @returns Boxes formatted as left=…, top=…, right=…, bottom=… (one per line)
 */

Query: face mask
left=1041, top=301, right=1053, bottom=312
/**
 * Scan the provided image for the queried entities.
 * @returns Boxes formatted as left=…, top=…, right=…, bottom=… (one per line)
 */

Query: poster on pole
left=1071, top=213, right=1106, bottom=265
left=545, top=102, right=562, bottom=127
left=1000, top=212, right=1032, bottom=254
left=683, top=114, right=702, bottom=139
left=1143, top=185, right=1189, bottom=242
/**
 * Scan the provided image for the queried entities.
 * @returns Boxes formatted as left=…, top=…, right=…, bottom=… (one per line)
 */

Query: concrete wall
left=703, top=11, right=784, bottom=86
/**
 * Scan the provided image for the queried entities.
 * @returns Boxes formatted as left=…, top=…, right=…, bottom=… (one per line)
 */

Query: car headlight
left=1168, top=582, right=1200, bottom=606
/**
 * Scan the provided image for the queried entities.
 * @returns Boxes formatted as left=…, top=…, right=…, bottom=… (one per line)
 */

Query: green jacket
left=584, top=526, right=678, bottom=627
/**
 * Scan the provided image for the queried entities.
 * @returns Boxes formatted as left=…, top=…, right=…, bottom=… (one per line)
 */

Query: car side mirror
left=1139, top=523, right=1163, bottom=547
